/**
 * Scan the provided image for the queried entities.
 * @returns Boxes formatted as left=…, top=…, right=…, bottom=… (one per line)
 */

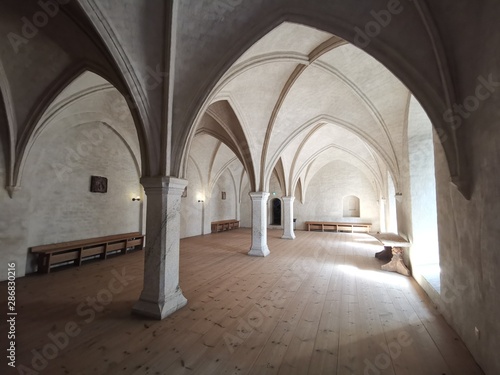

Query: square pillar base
left=132, top=288, right=187, bottom=320
left=248, top=245, right=270, bottom=257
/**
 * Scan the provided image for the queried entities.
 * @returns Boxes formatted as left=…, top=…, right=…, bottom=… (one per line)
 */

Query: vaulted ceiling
left=188, top=22, right=422, bottom=198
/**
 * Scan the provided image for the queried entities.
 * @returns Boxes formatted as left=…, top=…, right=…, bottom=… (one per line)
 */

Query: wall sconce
left=197, top=200, right=204, bottom=203
left=132, top=196, right=141, bottom=202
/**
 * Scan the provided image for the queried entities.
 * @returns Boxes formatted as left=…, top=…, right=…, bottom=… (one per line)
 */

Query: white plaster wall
left=180, top=133, right=244, bottom=237
left=430, top=119, right=500, bottom=375
left=180, top=159, right=203, bottom=238
left=240, top=180, right=252, bottom=228
left=0, top=120, right=142, bottom=279
left=210, top=169, right=237, bottom=222
left=387, top=173, right=398, bottom=233
left=407, top=97, right=439, bottom=266
left=294, top=160, right=380, bottom=231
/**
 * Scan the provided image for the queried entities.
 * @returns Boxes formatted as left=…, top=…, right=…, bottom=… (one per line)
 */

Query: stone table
left=369, top=233, right=411, bottom=276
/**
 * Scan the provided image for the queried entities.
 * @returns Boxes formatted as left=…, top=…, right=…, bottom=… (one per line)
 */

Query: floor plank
left=0, top=229, right=484, bottom=375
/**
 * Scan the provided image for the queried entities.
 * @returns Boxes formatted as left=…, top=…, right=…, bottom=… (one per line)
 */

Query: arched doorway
left=271, top=198, right=282, bottom=225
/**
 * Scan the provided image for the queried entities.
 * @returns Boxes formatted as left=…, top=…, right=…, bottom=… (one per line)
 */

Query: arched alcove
left=343, top=195, right=360, bottom=218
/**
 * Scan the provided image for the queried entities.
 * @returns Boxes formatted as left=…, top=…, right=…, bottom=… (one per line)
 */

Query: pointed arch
left=173, top=13, right=466, bottom=198
left=11, top=66, right=149, bottom=190
left=182, top=99, right=257, bottom=190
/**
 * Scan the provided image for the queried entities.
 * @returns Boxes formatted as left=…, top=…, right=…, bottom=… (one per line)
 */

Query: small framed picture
left=90, top=176, right=108, bottom=193
left=221, top=192, right=226, bottom=200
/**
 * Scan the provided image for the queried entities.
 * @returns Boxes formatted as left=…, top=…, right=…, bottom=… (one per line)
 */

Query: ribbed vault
left=185, top=22, right=427, bottom=200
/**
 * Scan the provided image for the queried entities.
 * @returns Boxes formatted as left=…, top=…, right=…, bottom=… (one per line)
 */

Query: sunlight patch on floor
left=338, top=264, right=410, bottom=287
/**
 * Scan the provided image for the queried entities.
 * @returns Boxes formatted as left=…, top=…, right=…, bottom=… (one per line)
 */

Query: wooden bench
left=305, top=221, right=372, bottom=233
left=211, top=220, right=240, bottom=233
left=30, top=232, right=144, bottom=274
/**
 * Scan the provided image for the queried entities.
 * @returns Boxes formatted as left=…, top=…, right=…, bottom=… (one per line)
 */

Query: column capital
left=249, top=191, right=270, bottom=200
left=140, top=176, right=187, bottom=196
left=282, top=196, right=295, bottom=202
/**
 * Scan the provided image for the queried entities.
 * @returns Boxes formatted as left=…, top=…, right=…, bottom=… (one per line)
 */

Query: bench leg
left=101, top=244, right=108, bottom=260
left=77, top=249, right=83, bottom=267
left=38, top=254, right=51, bottom=274
left=122, top=241, right=129, bottom=255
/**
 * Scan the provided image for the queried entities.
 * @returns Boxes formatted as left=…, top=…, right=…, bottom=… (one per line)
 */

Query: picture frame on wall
left=90, top=176, right=108, bottom=193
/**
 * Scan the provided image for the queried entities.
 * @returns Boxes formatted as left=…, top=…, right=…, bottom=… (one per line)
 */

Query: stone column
left=281, top=196, right=296, bottom=240
left=132, top=177, right=188, bottom=320
left=248, top=192, right=270, bottom=257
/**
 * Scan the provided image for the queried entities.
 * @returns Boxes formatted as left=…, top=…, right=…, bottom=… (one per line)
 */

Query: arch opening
left=271, top=198, right=282, bottom=226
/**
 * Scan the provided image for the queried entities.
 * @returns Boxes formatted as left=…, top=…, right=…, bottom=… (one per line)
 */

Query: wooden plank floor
left=0, top=229, right=484, bottom=375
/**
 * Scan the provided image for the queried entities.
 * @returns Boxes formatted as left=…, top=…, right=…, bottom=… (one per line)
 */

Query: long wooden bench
left=30, top=232, right=144, bottom=274
left=305, top=221, right=371, bottom=233
left=211, top=220, right=240, bottom=233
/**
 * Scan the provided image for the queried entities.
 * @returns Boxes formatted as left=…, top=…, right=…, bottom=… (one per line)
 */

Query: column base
left=132, top=288, right=187, bottom=320
left=248, top=246, right=270, bottom=257
left=281, top=233, right=296, bottom=240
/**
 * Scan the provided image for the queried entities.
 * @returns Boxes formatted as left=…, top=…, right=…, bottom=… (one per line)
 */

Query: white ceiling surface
left=190, top=22, right=423, bottom=196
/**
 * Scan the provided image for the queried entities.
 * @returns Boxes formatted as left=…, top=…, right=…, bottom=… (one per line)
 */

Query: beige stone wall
left=294, top=160, right=380, bottom=232
left=210, top=168, right=237, bottom=223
